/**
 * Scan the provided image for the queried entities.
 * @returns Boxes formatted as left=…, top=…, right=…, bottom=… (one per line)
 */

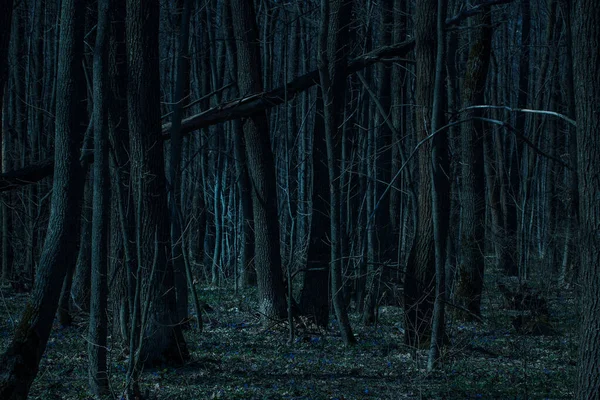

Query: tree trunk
left=229, top=0, right=287, bottom=320
left=0, top=0, right=87, bottom=396
left=125, top=0, right=188, bottom=366
left=428, top=0, right=449, bottom=371
left=318, top=0, right=356, bottom=345
left=222, top=0, right=255, bottom=289
left=62, top=176, right=91, bottom=320
left=70, top=180, right=92, bottom=312
left=0, top=0, right=13, bottom=99
left=25, top=0, right=44, bottom=281
left=299, top=90, right=329, bottom=327
left=390, top=0, right=408, bottom=274
left=505, top=0, right=530, bottom=277
left=168, top=0, right=193, bottom=325
left=558, top=0, right=578, bottom=287
left=88, top=0, right=110, bottom=393
left=404, top=0, right=438, bottom=348
left=571, top=0, right=600, bottom=396
left=454, top=7, right=492, bottom=318
left=1, top=5, right=22, bottom=283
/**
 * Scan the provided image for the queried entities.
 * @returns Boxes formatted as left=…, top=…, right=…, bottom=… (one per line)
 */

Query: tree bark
left=404, top=0, right=439, bottom=348
left=558, top=0, right=578, bottom=287
left=0, top=0, right=87, bottom=396
left=88, top=0, right=110, bottom=393
left=318, top=0, right=356, bottom=345
left=454, top=7, right=492, bottom=318
left=505, top=0, right=530, bottom=277
left=390, top=0, right=409, bottom=273
left=24, top=0, right=44, bottom=281
left=572, top=0, right=600, bottom=397
left=125, top=0, right=188, bottom=366
left=0, top=0, right=13, bottom=100
left=428, top=0, right=449, bottom=371
left=222, top=0, right=255, bottom=289
left=229, top=0, right=287, bottom=320
left=299, top=90, right=330, bottom=327
left=168, top=0, right=193, bottom=325
left=70, top=180, right=92, bottom=312
left=59, top=176, right=91, bottom=323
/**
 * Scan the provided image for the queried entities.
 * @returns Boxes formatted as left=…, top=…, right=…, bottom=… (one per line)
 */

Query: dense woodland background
left=0, top=0, right=598, bottom=398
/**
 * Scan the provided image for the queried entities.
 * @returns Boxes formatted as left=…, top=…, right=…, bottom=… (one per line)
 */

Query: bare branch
left=462, top=105, right=577, bottom=127
left=0, top=0, right=516, bottom=192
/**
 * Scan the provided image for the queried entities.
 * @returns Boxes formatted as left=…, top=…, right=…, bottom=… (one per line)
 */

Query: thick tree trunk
left=0, top=0, right=87, bottom=396
left=229, top=0, right=287, bottom=320
left=1, top=5, right=22, bottom=283
left=125, top=0, right=188, bottom=367
left=404, top=0, right=438, bottom=348
left=572, top=0, right=600, bottom=397
left=106, top=0, right=138, bottom=353
left=454, top=8, right=492, bottom=318
left=25, top=0, right=44, bottom=281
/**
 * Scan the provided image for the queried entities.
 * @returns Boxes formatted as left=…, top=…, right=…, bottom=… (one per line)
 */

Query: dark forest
left=0, top=0, right=598, bottom=398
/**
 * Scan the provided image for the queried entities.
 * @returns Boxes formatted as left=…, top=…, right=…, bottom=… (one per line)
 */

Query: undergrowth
left=0, top=275, right=577, bottom=399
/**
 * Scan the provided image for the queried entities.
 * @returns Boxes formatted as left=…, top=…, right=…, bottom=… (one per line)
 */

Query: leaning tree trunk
left=571, top=0, right=600, bottom=397
left=0, top=0, right=87, bottom=396
left=229, top=0, right=287, bottom=320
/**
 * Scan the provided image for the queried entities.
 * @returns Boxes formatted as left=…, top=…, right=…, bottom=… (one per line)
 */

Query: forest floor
left=0, top=272, right=577, bottom=400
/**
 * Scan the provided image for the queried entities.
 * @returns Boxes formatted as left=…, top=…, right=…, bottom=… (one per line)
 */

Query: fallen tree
left=0, top=0, right=511, bottom=192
